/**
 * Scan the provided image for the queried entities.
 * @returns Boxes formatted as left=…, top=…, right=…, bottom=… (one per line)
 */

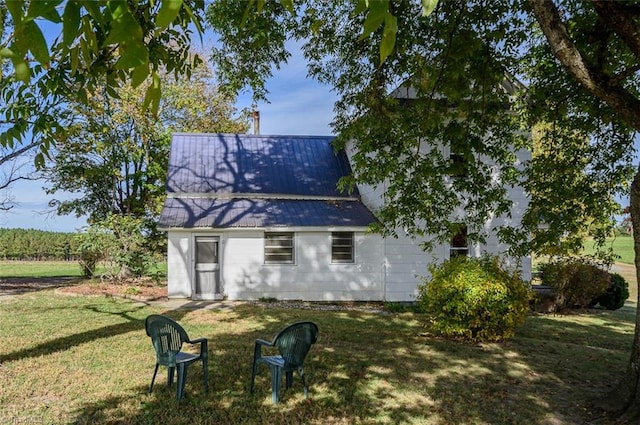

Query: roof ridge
left=171, top=133, right=335, bottom=139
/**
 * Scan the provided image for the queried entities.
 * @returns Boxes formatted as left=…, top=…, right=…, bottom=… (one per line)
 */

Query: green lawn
left=582, top=236, right=635, bottom=264
left=0, top=290, right=635, bottom=424
left=0, top=260, right=84, bottom=277
left=0, top=260, right=167, bottom=278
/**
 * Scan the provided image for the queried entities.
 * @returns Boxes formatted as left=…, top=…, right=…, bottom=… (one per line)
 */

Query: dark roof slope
left=159, top=134, right=377, bottom=229
left=166, top=133, right=357, bottom=197
left=158, top=198, right=378, bottom=229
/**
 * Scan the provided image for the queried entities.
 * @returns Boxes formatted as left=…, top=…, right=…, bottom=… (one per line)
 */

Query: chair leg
left=250, top=361, right=258, bottom=394
left=203, top=357, right=209, bottom=392
left=168, top=367, right=175, bottom=386
left=285, top=371, right=293, bottom=389
left=300, top=368, right=309, bottom=399
left=177, top=364, right=188, bottom=401
left=149, top=363, right=160, bottom=394
left=270, top=366, right=282, bottom=404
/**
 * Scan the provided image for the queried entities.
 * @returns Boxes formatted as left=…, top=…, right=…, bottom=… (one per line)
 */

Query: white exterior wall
left=167, top=231, right=192, bottom=298
left=166, top=229, right=384, bottom=301
left=224, top=230, right=384, bottom=301
left=346, top=140, right=532, bottom=302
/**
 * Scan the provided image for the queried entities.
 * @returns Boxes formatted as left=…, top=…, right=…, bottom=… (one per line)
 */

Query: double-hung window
left=264, top=232, right=294, bottom=264
left=331, top=232, right=354, bottom=263
left=450, top=225, right=469, bottom=258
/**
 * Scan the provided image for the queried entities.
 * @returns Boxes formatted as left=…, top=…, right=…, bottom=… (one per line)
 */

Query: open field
left=0, top=260, right=85, bottom=277
left=582, top=236, right=635, bottom=264
left=0, top=287, right=637, bottom=425
left=0, top=260, right=167, bottom=278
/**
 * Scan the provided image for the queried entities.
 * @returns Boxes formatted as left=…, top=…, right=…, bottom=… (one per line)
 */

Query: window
left=332, top=232, right=354, bottom=263
left=264, top=232, right=294, bottom=264
left=449, top=152, right=468, bottom=178
left=450, top=225, right=468, bottom=258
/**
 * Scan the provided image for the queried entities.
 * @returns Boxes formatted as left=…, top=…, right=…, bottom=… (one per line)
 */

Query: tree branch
left=591, top=0, right=640, bottom=60
left=528, top=0, right=640, bottom=132
left=0, top=140, right=39, bottom=167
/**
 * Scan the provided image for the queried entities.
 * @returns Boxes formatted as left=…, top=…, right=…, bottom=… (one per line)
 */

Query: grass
left=582, top=235, right=635, bottom=264
left=0, top=260, right=85, bottom=277
left=0, top=289, right=636, bottom=424
left=0, top=260, right=168, bottom=278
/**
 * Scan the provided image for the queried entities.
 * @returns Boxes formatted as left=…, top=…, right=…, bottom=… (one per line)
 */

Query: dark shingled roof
left=158, top=134, right=378, bottom=229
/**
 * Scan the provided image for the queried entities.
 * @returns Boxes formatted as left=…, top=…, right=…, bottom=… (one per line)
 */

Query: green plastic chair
left=250, top=321, right=319, bottom=403
left=145, top=314, right=208, bottom=400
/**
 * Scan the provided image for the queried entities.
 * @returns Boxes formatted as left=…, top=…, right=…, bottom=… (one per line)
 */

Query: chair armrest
left=253, top=338, right=273, bottom=361
left=187, top=337, right=208, bottom=357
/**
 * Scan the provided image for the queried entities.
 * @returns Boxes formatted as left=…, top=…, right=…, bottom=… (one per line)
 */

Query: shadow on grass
left=0, top=277, right=82, bottom=297
left=62, top=304, right=635, bottom=425
left=0, top=303, right=190, bottom=365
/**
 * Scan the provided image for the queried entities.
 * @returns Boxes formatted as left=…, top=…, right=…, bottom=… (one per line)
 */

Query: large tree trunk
left=598, top=167, right=640, bottom=422
left=526, top=2, right=640, bottom=421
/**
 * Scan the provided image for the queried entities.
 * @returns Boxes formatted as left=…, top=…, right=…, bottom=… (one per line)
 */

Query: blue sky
left=0, top=39, right=338, bottom=233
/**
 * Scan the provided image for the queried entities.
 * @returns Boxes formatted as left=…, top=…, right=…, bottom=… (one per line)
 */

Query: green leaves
left=357, top=0, right=394, bottom=63
left=104, top=2, right=143, bottom=45
left=62, top=1, right=81, bottom=46
left=380, top=13, right=397, bottom=64
left=23, top=21, right=50, bottom=65
left=355, top=0, right=438, bottom=64
left=421, top=0, right=438, bottom=16
left=143, top=71, right=162, bottom=114
left=156, top=0, right=184, bottom=29
left=0, top=0, right=207, bottom=170
left=1, top=0, right=204, bottom=98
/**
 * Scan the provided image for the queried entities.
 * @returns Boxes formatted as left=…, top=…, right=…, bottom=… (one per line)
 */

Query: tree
left=208, top=0, right=640, bottom=421
left=44, top=59, right=247, bottom=278
left=45, top=60, right=248, bottom=226
left=0, top=140, right=38, bottom=211
left=0, top=0, right=205, bottom=172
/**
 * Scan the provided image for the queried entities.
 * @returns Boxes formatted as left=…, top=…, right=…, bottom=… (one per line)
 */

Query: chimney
left=252, top=110, right=260, bottom=135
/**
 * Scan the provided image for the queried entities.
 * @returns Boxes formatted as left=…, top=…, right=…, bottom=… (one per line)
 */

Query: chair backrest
left=145, top=315, right=190, bottom=367
left=273, top=322, right=319, bottom=369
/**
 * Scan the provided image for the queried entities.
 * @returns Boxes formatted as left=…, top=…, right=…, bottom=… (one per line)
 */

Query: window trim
left=331, top=232, right=355, bottom=264
left=264, top=232, right=295, bottom=264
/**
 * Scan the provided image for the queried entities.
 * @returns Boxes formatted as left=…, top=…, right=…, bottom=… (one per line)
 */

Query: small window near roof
left=450, top=225, right=468, bottom=258
left=331, top=232, right=354, bottom=263
left=265, top=232, right=294, bottom=264
left=449, top=152, right=468, bottom=178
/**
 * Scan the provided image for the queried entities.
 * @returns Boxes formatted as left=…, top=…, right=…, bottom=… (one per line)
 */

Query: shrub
left=76, top=214, right=154, bottom=281
left=596, top=273, right=629, bottom=310
left=416, top=256, right=531, bottom=342
left=539, top=258, right=611, bottom=310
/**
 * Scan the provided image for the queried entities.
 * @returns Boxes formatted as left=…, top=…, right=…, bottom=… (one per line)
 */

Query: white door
left=193, top=236, right=222, bottom=300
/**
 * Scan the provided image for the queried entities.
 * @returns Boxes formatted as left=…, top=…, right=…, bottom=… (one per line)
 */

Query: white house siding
left=347, top=142, right=532, bottom=302
left=167, top=229, right=385, bottom=301
left=383, top=234, right=448, bottom=302
left=167, top=231, right=192, bottom=298
left=223, top=230, right=384, bottom=301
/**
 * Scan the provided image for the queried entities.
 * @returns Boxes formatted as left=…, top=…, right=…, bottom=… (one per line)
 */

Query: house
left=158, top=132, right=531, bottom=302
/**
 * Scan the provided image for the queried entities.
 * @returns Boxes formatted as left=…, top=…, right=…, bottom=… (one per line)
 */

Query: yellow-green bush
left=416, top=256, right=531, bottom=342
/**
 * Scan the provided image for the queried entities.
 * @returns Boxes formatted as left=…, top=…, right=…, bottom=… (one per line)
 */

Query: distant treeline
left=0, top=228, right=79, bottom=261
